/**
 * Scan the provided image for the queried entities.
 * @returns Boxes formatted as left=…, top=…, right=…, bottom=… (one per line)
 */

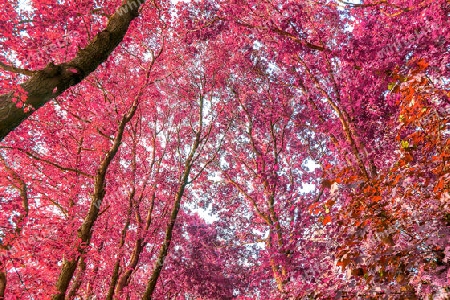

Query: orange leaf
left=372, top=196, right=382, bottom=202
left=417, top=59, right=429, bottom=71
left=393, top=174, right=402, bottom=184
left=322, top=215, right=332, bottom=225
left=308, top=202, right=318, bottom=212
left=434, top=179, right=445, bottom=192
left=337, top=258, right=351, bottom=269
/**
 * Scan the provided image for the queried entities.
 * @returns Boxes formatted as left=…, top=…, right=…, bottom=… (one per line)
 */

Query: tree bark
left=106, top=187, right=135, bottom=300
left=114, top=204, right=151, bottom=295
left=0, top=269, right=6, bottom=300
left=0, top=0, right=146, bottom=141
left=65, top=256, right=86, bottom=300
left=0, top=156, right=29, bottom=299
left=141, top=174, right=190, bottom=299
left=52, top=100, right=138, bottom=300
left=141, top=97, right=204, bottom=300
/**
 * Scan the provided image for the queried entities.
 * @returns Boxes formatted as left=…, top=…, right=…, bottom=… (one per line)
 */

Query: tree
left=0, top=0, right=150, bottom=140
left=0, top=0, right=449, bottom=299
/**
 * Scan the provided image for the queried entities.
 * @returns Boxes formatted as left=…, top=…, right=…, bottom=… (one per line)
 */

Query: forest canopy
left=0, top=0, right=449, bottom=299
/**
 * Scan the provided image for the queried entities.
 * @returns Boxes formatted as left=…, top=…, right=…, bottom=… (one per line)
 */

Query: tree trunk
left=114, top=191, right=157, bottom=296
left=0, top=270, right=6, bottom=300
left=142, top=100, right=204, bottom=299
left=141, top=183, right=186, bottom=299
left=52, top=101, right=138, bottom=300
left=0, top=0, right=146, bottom=141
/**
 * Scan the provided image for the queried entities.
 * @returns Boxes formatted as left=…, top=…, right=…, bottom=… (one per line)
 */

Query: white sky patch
left=301, top=182, right=316, bottom=193
left=185, top=202, right=218, bottom=223
left=17, top=0, right=33, bottom=12
left=304, top=158, right=320, bottom=172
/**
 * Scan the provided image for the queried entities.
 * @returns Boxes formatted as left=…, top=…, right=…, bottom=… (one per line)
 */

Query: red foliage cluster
left=0, top=0, right=449, bottom=299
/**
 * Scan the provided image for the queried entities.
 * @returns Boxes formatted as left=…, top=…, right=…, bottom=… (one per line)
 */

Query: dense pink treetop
left=0, top=0, right=449, bottom=299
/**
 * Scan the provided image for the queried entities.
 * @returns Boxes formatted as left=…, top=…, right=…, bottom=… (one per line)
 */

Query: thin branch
left=0, top=146, right=93, bottom=178
left=0, top=61, right=36, bottom=76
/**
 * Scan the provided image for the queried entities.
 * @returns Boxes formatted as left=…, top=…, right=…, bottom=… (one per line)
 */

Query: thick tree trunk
left=0, top=0, right=146, bottom=141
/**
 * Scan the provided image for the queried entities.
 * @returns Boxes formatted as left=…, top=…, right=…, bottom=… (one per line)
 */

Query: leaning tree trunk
left=0, top=0, right=146, bottom=141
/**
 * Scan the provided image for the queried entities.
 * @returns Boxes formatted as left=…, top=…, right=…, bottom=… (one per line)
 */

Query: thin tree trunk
left=114, top=238, right=145, bottom=296
left=106, top=260, right=121, bottom=300
left=0, top=269, right=6, bottom=300
left=141, top=96, right=205, bottom=300
left=113, top=187, right=158, bottom=296
left=141, top=183, right=186, bottom=299
left=296, top=58, right=371, bottom=179
left=112, top=113, right=167, bottom=298
left=65, top=256, right=86, bottom=300
left=114, top=228, right=148, bottom=294
left=106, top=189, right=134, bottom=300
left=0, top=156, right=29, bottom=299
left=52, top=100, right=138, bottom=300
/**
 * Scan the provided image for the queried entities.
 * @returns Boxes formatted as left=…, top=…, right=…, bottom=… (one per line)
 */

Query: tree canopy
left=0, top=0, right=449, bottom=299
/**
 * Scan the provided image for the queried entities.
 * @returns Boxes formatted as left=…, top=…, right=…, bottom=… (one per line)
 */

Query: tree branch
left=0, top=61, right=36, bottom=76
left=0, top=0, right=147, bottom=141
